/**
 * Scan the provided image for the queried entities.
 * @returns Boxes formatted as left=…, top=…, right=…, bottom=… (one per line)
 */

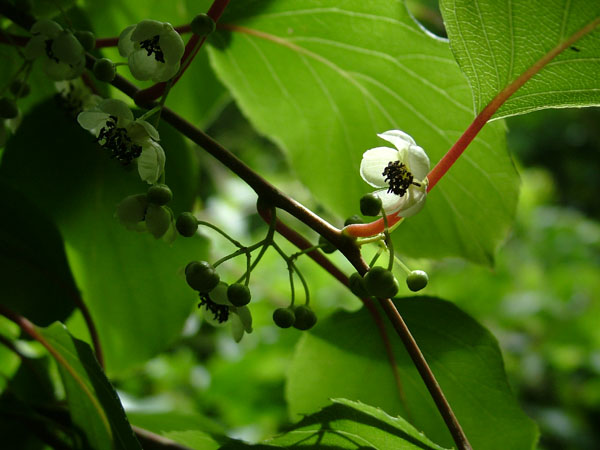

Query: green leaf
left=0, top=100, right=208, bottom=374
left=265, top=398, right=449, bottom=449
left=0, top=181, right=78, bottom=326
left=440, top=0, right=600, bottom=119
left=39, top=322, right=142, bottom=450
left=207, top=0, right=519, bottom=264
left=286, top=297, right=539, bottom=450
left=0, top=317, right=20, bottom=394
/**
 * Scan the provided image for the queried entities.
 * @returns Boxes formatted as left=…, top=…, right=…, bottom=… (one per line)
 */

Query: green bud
left=293, top=305, right=317, bottom=330
left=147, top=183, right=172, bottom=205
left=227, top=283, right=251, bottom=307
left=360, top=193, right=383, bottom=217
left=185, top=261, right=220, bottom=293
left=9, top=80, right=30, bottom=98
left=364, top=266, right=399, bottom=298
left=176, top=212, right=198, bottom=237
left=406, top=270, right=429, bottom=292
left=0, top=97, right=18, bottom=119
left=93, top=58, right=116, bottom=82
left=145, top=204, right=172, bottom=239
left=272, top=308, right=295, bottom=329
left=190, top=13, right=216, bottom=37
left=348, top=272, right=369, bottom=298
left=74, top=30, right=96, bottom=52
left=344, top=215, right=365, bottom=226
left=318, top=235, right=336, bottom=254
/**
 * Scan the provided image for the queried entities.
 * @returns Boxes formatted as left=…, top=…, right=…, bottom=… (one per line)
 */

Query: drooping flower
left=118, top=20, right=185, bottom=82
left=24, top=19, right=85, bottom=81
left=77, top=99, right=165, bottom=184
left=359, top=130, right=430, bottom=217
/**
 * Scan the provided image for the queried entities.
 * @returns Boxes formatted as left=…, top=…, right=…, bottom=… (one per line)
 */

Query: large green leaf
left=440, top=0, right=600, bottom=119
left=287, top=297, right=538, bottom=450
left=0, top=181, right=78, bottom=326
left=39, top=322, right=142, bottom=450
left=0, top=100, right=208, bottom=374
left=207, top=0, right=518, bottom=264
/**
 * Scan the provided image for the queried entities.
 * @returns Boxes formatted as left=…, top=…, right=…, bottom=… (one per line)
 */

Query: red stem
left=134, top=0, right=230, bottom=104
left=344, top=15, right=600, bottom=239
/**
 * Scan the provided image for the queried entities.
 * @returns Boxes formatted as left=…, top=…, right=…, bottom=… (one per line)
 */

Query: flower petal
left=137, top=140, right=165, bottom=184
left=152, top=60, right=180, bottom=82
left=77, top=111, right=109, bottom=132
left=373, top=189, right=405, bottom=215
left=400, top=186, right=428, bottom=217
left=130, top=119, right=159, bottom=141
left=359, top=146, right=399, bottom=188
left=159, top=27, right=184, bottom=64
left=31, top=19, right=63, bottom=37
left=24, top=35, right=46, bottom=60
left=98, top=99, right=134, bottom=122
left=118, top=25, right=136, bottom=57
left=131, top=19, right=164, bottom=42
left=129, top=50, right=161, bottom=81
left=377, top=129, right=416, bottom=151
left=406, top=144, right=430, bottom=180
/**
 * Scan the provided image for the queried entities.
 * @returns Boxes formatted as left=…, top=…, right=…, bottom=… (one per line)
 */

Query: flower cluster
left=359, top=130, right=429, bottom=217
left=25, top=19, right=85, bottom=81
left=118, top=20, right=185, bottom=82
left=77, top=99, right=165, bottom=184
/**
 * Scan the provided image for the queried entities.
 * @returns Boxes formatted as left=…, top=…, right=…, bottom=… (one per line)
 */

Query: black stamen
left=95, top=115, right=142, bottom=164
left=382, top=161, right=421, bottom=196
left=198, top=294, right=230, bottom=323
left=139, top=35, right=165, bottom=63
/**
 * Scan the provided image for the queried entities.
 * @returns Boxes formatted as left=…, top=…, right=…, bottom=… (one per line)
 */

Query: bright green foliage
left=208, top=0, right=519, bottom=264
left=39, top=323, right=142, bottom=450
left=0, top=100, right=207, bottom=373
left=265, top=398, right=449, bottom=449
left=440, top=0, right=600, bottom=119
left=287, top=297, right=539, bottom=450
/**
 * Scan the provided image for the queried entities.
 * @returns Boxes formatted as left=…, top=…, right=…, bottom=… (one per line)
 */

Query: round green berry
left=185, top=261, right=220, bottom=293
left=176, top=212, right=198, bottom=237
left=9, top=80, right=30, bottom=98
left=364, top=266, right=399, bottom=298
left=190, top=13, right=216, bottom=37
left=93, top=58, right=116, bottom=82
left=293, top=305, right=317, bottom=330
left=147, top=184, right=172, bottom=205
left=0, top=97, right=18, bottom=119
left=145, top=204, right=171, bottom=239
left=360, top=193, right=382, bottom=217
left=74, top=30, right=96, bottom=52
left=406, top=270, right=429, bottom=292
left=227, top=283, right=251, bottom=307
left=348, top=272, right=369, bottom=298
left=318, top=235, right=336, bottom=254
left=344, top=215, right=365, bottom=226
left=273, top=308, right=295, bottom=329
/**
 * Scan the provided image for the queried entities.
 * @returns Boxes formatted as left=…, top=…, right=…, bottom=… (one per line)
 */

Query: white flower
left=24, top=19, right=85, bottom=81
left=77, top=99, right=165, bottom=184
left=360, top=130, right=430, bottom=217
left=118, top=20, right=185, bottom=82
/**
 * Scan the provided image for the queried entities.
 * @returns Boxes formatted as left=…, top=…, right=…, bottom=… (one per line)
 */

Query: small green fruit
left=74, top=30, right=96, bottom=51
left=348, top=272, right=369, bottom=298
left=93, top=58, right=116, bottom=82
left=147, top=183, right=172, bottom=205
left=360, top=193, right=382, bottom=217
left=406, top=270, right=429, bottom=292
left=176, top=212, right=198, bottom=237
left=145, top=204, right=171, bottom=239
left=293, top=305, right=317, bottom=330
left=272, top=308, right=295, bottom=329
left=185, top=261, right=220, bottom=293
left=364, top=266, right=399, bottom=298
left=227, top=283, right=251, bottom=307
left=0, top=97, right=18, bottom=119
left=190, top=13, right=216, bottom=37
